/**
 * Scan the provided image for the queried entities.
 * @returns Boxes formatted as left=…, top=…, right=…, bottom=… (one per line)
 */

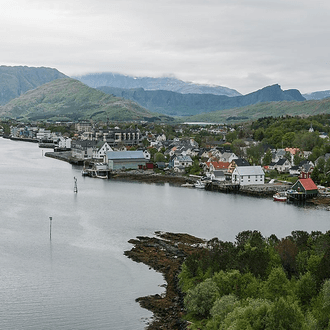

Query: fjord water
left=0, top=138, right=329, bottom=329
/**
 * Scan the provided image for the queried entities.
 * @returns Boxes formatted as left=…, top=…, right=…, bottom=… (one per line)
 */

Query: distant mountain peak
left=303, top=90, right=330, bottom=100
left=73, top=72, right=241, bottom=97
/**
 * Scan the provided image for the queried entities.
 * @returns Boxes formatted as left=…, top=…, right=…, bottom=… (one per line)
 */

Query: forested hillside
left=179, top=230, right=330, bottom=329
left=186, top=98, right=330, bottom=123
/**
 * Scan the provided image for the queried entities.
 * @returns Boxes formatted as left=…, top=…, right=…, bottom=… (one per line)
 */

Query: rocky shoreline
left=124, top=232, right=205, bottom=330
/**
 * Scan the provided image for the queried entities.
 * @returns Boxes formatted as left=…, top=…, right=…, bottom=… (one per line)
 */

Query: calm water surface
left=0, top=137, right=329, bottom=329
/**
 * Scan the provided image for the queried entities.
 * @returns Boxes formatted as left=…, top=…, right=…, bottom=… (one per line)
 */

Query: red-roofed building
left=285, top=147, right=300, bottom=155
left=291, top=178, right=318, bottom=197
left=205, top=161, right=230, bottom=172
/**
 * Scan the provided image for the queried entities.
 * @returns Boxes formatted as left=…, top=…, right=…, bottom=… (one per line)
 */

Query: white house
left=93, top=141, right=113, bottom=159
left=168, top=155, right=193, bottom=171
left=219, top=152, right=238, bottom=163
left=274, top=158, right=291, bottom=173
left=58, top=136, right=72, bottom=149
left=232, top=166, right=265, bottom=186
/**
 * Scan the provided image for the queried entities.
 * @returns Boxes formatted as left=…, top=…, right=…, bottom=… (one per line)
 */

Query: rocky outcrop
left=124, top=232, right=205, bottom=330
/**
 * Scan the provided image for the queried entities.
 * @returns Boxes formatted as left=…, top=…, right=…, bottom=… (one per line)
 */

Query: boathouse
left=290, top=178, right=318, bottom=198
left=104, top=151, right=147, bottom=170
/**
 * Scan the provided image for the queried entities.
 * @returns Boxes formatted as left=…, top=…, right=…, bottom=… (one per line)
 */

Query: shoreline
left=124, top=232, right=205, bottom=330
left=44, top=151, right=330, bottom=209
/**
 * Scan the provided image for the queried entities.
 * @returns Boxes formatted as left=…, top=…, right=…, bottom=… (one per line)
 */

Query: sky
left=1, top=0, right=330, bottom=95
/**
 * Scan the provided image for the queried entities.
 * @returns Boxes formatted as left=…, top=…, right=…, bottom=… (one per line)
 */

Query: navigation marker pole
left=49, top=217, right=52, bottom=241
left=74, top=177, right=78, bottom=193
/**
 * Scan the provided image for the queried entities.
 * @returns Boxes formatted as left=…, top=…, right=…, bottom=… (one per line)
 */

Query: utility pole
left=74, top=177, right=78, bottom=193
left=49, top=217, right=52, bottom=240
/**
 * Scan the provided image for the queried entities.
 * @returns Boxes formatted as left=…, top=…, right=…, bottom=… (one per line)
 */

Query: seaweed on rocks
left=124, top=232, right=205, bottom=330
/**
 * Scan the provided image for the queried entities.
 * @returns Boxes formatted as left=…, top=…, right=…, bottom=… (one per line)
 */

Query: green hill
left=0, top=78, right=170, bottom=122
left=0, top=66, right=67, bottom=105
left=185, top=98, right=330, bottom=123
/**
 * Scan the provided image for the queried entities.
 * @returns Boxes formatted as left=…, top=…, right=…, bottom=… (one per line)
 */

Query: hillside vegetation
left=0, top=66, right=67, bottom=105
left=179, top=230, right=330, bottom=329
left=0, top=78, right=170, bottom=122
left=186, top=98, right=330, bottom=123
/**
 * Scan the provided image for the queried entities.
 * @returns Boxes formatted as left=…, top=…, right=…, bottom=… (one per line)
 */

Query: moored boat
left=273, top=192, right=287, bottom=202
left=194, top=180, right=206, bottom=189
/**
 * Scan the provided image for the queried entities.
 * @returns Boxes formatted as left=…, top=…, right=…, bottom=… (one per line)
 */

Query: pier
left=205, top=181, right=291, bottom=197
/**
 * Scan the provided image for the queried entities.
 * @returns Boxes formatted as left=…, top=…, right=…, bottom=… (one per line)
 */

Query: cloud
left=1, top=0, right=330, bottom=94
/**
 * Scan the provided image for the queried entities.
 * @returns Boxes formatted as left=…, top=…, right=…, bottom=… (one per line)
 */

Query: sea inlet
left=0, top=137, right=329, bottom=329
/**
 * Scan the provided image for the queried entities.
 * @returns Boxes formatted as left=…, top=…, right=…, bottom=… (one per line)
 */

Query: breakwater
left=205, top=181, right=290, bottom=197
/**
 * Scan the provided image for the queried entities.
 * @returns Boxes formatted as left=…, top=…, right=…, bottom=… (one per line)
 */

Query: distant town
left=1, top=115, right=330, bottom=203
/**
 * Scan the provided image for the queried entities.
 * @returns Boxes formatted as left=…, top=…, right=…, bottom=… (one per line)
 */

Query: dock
left=205, top=181, right=291, bottom=197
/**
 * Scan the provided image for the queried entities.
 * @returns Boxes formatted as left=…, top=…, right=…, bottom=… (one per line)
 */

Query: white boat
left=273, top=192, right=287, bottom=202
left=81, top=168, right=89, bottom=176
left=194, top=180, right=206, bottom=189
left=181, top=183, right=194, bottom=187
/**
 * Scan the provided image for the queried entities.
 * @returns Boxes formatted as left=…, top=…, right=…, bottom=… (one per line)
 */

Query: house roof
left=276, top=158, right=289, bottom=165
left=233, top=158, right=250, bottom=166
left=285, top=147, right=300, bottom=155
left=213, top=170, right=225, bottom=177
left=234, top=166, right=264, bottom=176
left=105, top=151, right=145, bottom=160
left=206, top=161, right=230, bottom=170
left=298, top=178, right=318, bottom=191
left=175, top=155, right=193, bottom=162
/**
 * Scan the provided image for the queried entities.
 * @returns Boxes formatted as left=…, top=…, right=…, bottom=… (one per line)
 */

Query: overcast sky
left=1, top=0, right=330, bottom=94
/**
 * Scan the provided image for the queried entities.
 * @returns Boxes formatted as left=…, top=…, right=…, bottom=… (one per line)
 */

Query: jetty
left=205, top=181, right=290, bottom=197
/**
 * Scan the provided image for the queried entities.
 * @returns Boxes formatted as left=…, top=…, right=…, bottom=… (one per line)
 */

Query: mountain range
left=0, top=66, right=330, bottom=123
left=73, top=72, right=241, bottom=97
left=97, top=84, right=305, bottom=116
left=303, top=90, right=330, bottom=100
left=0, top=78, right=168, bottom=122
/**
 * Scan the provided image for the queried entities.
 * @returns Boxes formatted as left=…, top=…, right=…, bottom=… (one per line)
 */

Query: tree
left=267, top=297, right=305, bottom=330
left=275, top=238, right=299, bottom=277
left=207, top=294, right=239, bottom=330
left=253, top=128, right=265, bottom=141
left=295, top=272, right=317, bottom=307
left=184, top=278, right=219, bottom=318
left=247, top=144, right=263, bottom=165
left=219, top=298, right=272, bottom=330
left=226, top=131, right=238, bottom=143
left=186, top=159, right=202, bottom=175
left=141, top=138, right=149, bottom=147
left=262, top=267, right=291, bottom=300
left=154, top=152, right=166, bottom=162
left=293, top=153, right=304, bottom=166
left=283, top=132, right=295, bottom=146
left=262, top=149, right=272, bottom=166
